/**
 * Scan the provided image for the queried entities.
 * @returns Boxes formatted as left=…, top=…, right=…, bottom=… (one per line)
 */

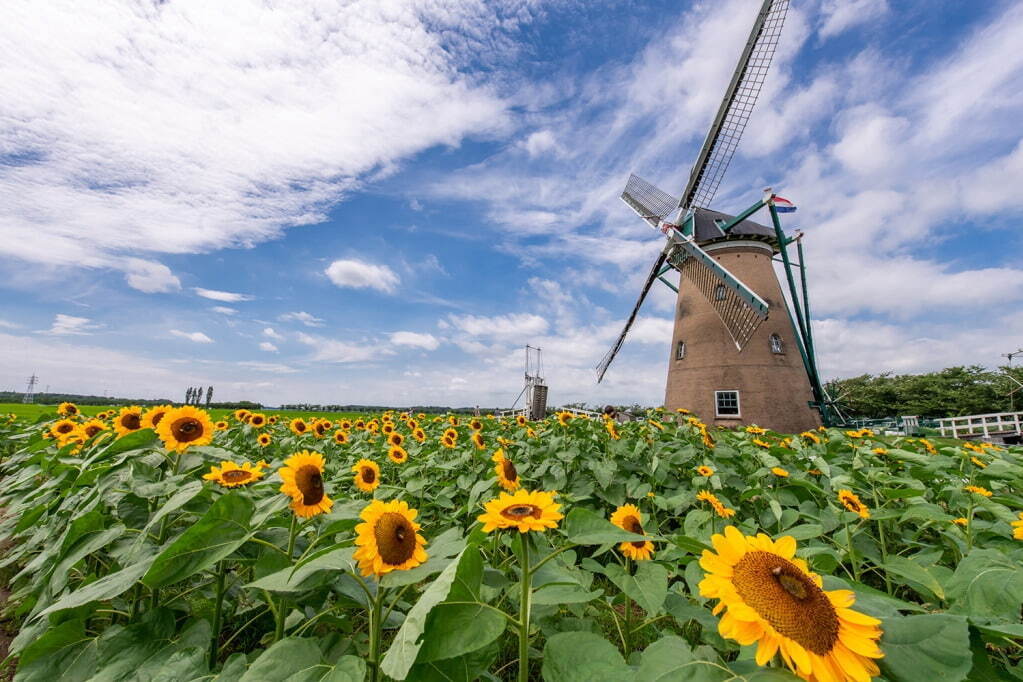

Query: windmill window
left=714, top=284, right=726, bottom=301
left=770, top=334, right=784, bottom=354
left=675, top=340, right=686, bottom=360
left=715, top=390, right=740, bottom=417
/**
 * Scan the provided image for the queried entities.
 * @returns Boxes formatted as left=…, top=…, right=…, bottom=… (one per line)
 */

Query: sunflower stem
left=517, top=533, right=532, bottom=682
left=209, top=560, right=227, bottom=669
left=368, top=586, right=384, bottom=682
left=844, top=520, right=861, bottom=583
left=624, top=557, right=634, bottom=658
left=274, top=515, right=299, bottom=642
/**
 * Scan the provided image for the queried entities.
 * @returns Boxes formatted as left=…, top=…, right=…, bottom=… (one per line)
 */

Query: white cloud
left=324, top=259, right=400, bottom=294
left=170, top=329, right=214, bottom=344
left=259, top=341, right=279, bottom=352
left=818, top=0, right=888, bottom=39
left=296, top=332, right=382, bottom=364
left=193, top=288, right=254, bottom=303
left=445, top=312, right=549, bottom=339
left=0, top=319, right=21, bottom=329
left=0, top=0, right=512, bottom=282
left=519, top=130, right=559, bottom=158
left=390, top=331, right=440, bottom=350
left=123, top=258, right=181, bottom=293
left=41, top=314, right=99, bottom=336
left=628, top=317, right=675, bottom=344
left=210, top=306, right=238, bottom=315
left=263, top=327, right=284, bottom=340
left=279, top=311, right=325, bottom=327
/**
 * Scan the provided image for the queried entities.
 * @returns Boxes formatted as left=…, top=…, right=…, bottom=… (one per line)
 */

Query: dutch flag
left=773, top=196, right=797, bottom=213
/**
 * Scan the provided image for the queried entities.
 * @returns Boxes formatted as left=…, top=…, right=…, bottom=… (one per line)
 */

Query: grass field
left=0, top=402, right=365, bottom=423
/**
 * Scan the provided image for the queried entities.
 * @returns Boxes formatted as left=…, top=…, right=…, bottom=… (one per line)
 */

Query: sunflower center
left=844, top=497, right=862, bottom=512
left=295, top=464, right=325, bottom=505
left=57, top=423, right=74, bottom=434
left=502, top=459, right=518, bottom=480
left=222, top=469, right=253, bottom=483
left=731, top=551, right=839, bottom=655
left=501, top=504, right=542, bottom=520
left=121, top=414, right=141, bottom=430
left=374, top=512, right=417, bottom=565
left=361, top=467, right=376, bottom=483
left=85, top=425, right=101, bottom=437
left=170, top=417, right=205, bottom=443
left=623, top=515, right=648, bottom=548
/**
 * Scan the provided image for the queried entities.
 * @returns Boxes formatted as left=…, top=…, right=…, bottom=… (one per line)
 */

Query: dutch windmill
left=596, top=0, right=840, bottom=431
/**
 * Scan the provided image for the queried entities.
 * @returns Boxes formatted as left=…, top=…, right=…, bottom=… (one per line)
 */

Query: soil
left=0, top=586, right=11, bottom=682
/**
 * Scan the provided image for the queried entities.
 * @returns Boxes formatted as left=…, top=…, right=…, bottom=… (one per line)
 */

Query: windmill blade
left=679, top=0, right=789, bottom=212
left=667, top=239, right=769, bottom=350
left=621, top=174, right=681, bottom=228
left=596, top=250, right=669, bottom=382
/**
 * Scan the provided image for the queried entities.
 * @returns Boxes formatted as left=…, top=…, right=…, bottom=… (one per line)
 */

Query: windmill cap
left=692, top=206, right=779, bottom=250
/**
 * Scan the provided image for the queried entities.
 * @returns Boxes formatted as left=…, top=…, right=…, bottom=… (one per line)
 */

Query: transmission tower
left=23, top=374, right=38, bottom=404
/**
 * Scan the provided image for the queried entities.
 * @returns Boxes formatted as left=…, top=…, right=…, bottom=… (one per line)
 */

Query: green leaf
left=380, top=547, right=470, bottom=680
left=541, top=631, right=633, bottom=682
left=245, top=546, right=357, bottom=594
left=143, top=492, right=254, bottom=589
left=883, top=555, right=947, bottom=602
left=407, top=642, right=499, bottom=682
left=635, top=635, right=729, bottom=682
left=98, top=428, right=158, bottom=457
left=670, top=534, right=712, bottom=554
left=879, top=614, right=971, bottom=682
left=604, top=562, right=669, bottom=616
left=15, top=619, right=98, bottom=682
left=783, top=524, right=823, bottom=541
left=34, top=559, right=154, bottom=620
left=946, top=548, right=1023, bottom=622
left=279, top=655, right=368, bottom=682
left=238, top=637, right=323, bottom=681
left=563, top=507, right=650, bottom=545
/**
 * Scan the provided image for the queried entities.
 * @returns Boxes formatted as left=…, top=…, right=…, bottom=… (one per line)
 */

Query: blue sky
left=1, top=0, right=1022, bottom=407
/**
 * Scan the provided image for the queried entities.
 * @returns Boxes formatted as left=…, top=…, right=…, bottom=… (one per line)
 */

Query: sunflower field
left=1, top=403, right=1022, bottom=682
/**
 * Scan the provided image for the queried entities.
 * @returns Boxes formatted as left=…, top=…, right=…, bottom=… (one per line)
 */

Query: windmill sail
left=621, top=174, right=681, bottom=227
left=667, top=238, right=768, bottom=350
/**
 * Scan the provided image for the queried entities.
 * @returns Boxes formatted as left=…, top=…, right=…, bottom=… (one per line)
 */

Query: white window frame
left=675, top=340, right=686, bottom=360
left=715, top=390, right=741, bottom=418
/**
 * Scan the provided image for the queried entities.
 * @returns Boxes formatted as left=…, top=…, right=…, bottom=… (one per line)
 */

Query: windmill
left=508, top=345, right=548, bottom=420
left=596, top=0, right=839, bottom=431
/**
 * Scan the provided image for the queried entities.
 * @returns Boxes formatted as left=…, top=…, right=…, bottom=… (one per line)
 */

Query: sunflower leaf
left=878, top=614, right=971, bottom=682
left=563, top=507, right=652, bottom=545
left=541, top=631, right=634, bottom=682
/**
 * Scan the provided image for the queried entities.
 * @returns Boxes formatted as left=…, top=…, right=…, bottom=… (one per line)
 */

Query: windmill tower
left=597, top=0, right=837, bottom=432
left=509, top=345, right=548, bottom=420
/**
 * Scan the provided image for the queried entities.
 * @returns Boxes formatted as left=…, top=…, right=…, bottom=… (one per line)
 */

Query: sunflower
left=964, top=485, right=992, bottom=498
left=268, top=415, right=279, bottom=425
left=57, top=402, right=79, bottom=417
left=952, top=517, right=969, bottom=528
left=526, top=427, right=537, bottom=439
left=312, top=420, right=329, bottom=438
left=970, top=456, right=986, bottom=468
left=676, top=407, right=691, bottom=414
left=388, top=432, right=404, bottom=447
left=471, top=431, right=485, bottom=450
left=289, top=418, right=309, bottom=436
left=367, top=421, right=380, bottom=433
left=339, top=419, right=353, bottom=430
left=141, top=405, right=172, bottom=430
left=801, top=431, right=822, bottom=444
left=754, top=438, right=771, bottom=448
left=443, top=427, right=458, bottom=441
left=279, top=451, right=333, bottom=518
left=406, top=418, right=418, bottom=430
left=248, top=412, right=267, bottom=428
left=745, top=425, right=767, bottom=435
left=352, top=459, right=381, bottom=493
left=204, top=460, right=267, bottom=488
left=215, top=420, right=229, bottom=431
left=156, top=405, right=215, bottom=452
left=381, top=423, right=395, bottom=435
left=871, top=447, right=887, bottom=455
left=354, top=419, right=366, bottom=430
left=81, top=419, right=108, bottom=440
left=470, top=418, right=483, bottom=431
left=516, top=415, right=527, bottom=427
left=333, top=429, right=349, bottom=445
left=771, top=467, right=789, bottom=478
left=609, top=504, right=654, bottom=561
left=492, top=449, right=520, bottom=491
left=1012, top=512, right=1023, bottom=540
left=697, top=490, right=736, bottom=519
left=837, top=490, right=869, bottom=519
left=388, top=445, right=409, bottom=464
left=699, top=527, right=883, bottom=682
left=605, top=419, right=621, bottom=440
left=478, top=489, right=563, bottom=533
left=50, top=418, right=78, bottom=439
left=412, top=428, right=426, bottom=443
left=234, top=409, right=251, bottom=422
left=113, top=406, right=144, bottom=437
left=697, top=465, right=715, bottom=477
left=257, top=433, right=272, bottom=447
left=353, top=499, right=428, bottom=578
left=557, top=411, right=573, bottom=427
left=440, top=435, right=456, bottom=449
left=448, top=415, right=459, bottom=427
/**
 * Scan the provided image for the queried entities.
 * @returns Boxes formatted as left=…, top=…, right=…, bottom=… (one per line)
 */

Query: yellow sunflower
left=81, top=419, right=108, bottom=440
left=339, top=419, right=353, bottom=430
left=381, top=423, right=395, bottom=435
left=970, top=456, right=986, bottom=468
left=156, top=405, right=215, bottom=452
left=215, top=420, right=229, bottom=431
left=234, top=409, right=251, bottom=422
left=516, top=415, right=527, bottom=426
left=57, top=402, right=79, bottom=417
left=388, top=445, right=408, bottom=464
left=113, top=406, right=144, bottom=437
left=697, top=490, right=736, bottom=519
left=257, top=433, right=272, bottom=447
left=289, top=418, right=309, bottom=436
left=412, top=428, right=426, bottom=443
left=872, top=447, right=887, bottom=455
left=771, top=467, right=789, bottom=478
left=478, top=489, right=563, bottom=533
left=745, top=425, right=767, bottom=435
left=470, top=418, right=483, bottom=431
left=448, top=415, right=459, bottom=426
left=50, top=418, right=79, bottom=439
left=440, top=435, right=456, bottom=449
left=526, top=427, right=537, bottom=439
left=492, top=449, right=521, bottom=491
left=952, top=517, right=969, bottom=528
left=279, top=451, right=333, bottom=518
left=471, top=431, right=485, bottom=450
left=605, top=419, right=621, bottom=440
left=141, top=405, right=172, bottom=430
left=311, top=420, right=329, bottom=438
left=699, top=527, right=883, bottom=682
left=697, top=465, right=715, bottom=477
left=333, top=429, right=349, bottom=445
left=443, top=427, right=458, bottom=441
left=204, top=460, right=267, bottom=488
left=837, top=490, right=870, bottom=519
left=557, top=411, right=573, bottom=427
left=353, top=459, right=381, bottom=493
left=965, top=485, right=992, bottom=498
left=354, top=419, right=366, bottom=430
left=1012, top=512, right=1023, bottom=540
left=353, top=499, right=428, bottom=578
left=754, top=438, right=771, bottom=448
left=388, top=432, right=404, bottom=447
left=609, top=504, right=654, bottom=561
left=248, top=412, right=267, bottom=428
left=268, top=415, right=280, bottom=425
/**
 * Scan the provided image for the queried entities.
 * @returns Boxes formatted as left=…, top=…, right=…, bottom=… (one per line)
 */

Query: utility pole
left=1003, top=348, right=1023, bottom=411
left=23, top=374, right=38, bottom=404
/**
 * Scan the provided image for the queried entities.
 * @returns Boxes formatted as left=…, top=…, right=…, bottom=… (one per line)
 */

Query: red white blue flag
left=773, top=196, right=797, bottom=213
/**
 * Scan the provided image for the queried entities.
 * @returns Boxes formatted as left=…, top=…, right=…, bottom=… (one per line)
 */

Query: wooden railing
left=936, top=412, right=1023, bottom=439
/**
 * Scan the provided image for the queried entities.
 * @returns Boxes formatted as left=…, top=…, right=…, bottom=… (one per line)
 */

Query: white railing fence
left=936, top=412, right=1023, bottom=439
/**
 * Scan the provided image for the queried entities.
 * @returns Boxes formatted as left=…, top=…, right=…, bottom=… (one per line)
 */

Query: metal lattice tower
left=23, top=374, right=38, bottom=404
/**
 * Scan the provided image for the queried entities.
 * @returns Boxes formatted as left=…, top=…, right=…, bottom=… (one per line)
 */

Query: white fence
left=936, top=411, right=1023, bottom=439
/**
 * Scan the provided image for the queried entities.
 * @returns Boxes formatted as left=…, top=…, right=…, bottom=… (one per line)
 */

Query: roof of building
left=692, top=207, right=778, bottom=249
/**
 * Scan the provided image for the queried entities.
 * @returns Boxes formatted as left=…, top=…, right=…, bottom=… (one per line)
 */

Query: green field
left=0, top=402, right=365, bottom=422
